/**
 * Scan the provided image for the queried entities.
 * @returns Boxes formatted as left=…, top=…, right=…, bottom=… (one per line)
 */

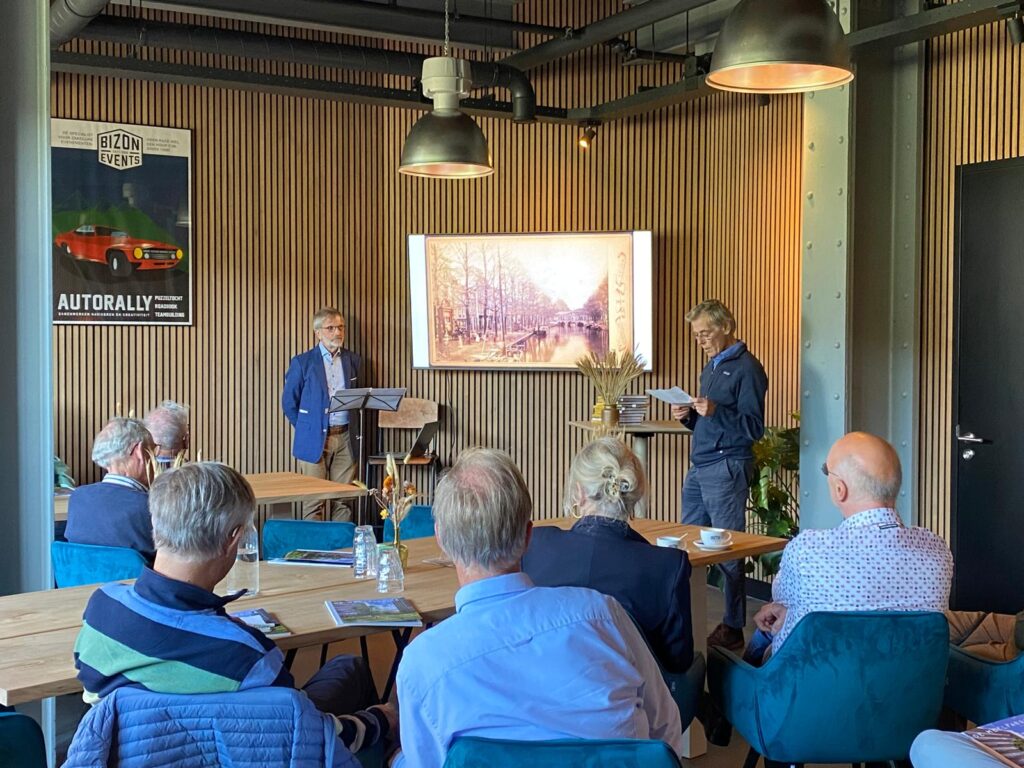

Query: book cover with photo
left=326, top=597, right=423, bottom=627
left=230, top=608, right=292, bottom=639
left=968, top=714, right=1024, bottom=767
left=270, top=549, right=354, bottom=567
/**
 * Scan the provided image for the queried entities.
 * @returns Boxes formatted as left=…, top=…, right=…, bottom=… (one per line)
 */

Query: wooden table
left=570, top=420, right=692, bottom=517
left=54, top=472, right=365, bottom=524
left=0, top=519, right=786, bottom=759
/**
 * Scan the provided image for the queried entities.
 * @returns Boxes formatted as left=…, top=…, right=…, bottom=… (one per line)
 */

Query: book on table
left=967, top=714, right=1024, bottom=766
left=269, top=549, right=354, bottom=567
left=230, top=607, right=293, bottom=638
left=325, top=597, right=423, bottom=627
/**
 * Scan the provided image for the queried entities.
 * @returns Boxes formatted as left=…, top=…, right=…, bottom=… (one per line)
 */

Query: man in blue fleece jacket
left=671, top=300, right=767, bottom=652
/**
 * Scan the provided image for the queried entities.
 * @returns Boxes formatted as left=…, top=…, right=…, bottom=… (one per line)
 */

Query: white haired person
left=65, top=417, right=157, bottom=561
left=144, top=400, right=190, bottom=466
left=393, top=448, right=683, bottom=768
left=523, top=437, right=694, bottom=673
left=71, top=462, right=395, bottom=758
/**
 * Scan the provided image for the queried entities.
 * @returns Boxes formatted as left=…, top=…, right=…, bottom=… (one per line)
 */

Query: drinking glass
left=353, top=525, right=378, bottom=579
left=377, top=546, right=405, bottom=593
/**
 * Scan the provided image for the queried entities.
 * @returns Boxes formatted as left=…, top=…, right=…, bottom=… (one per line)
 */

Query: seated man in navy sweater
left=65, top=417, right=157, bottom=562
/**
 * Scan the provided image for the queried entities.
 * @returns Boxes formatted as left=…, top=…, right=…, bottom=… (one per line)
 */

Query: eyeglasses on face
left=692, top=328, right=721, bottom=341
left=321, top=324, right=345, bottom=333
left=821, top=462, right=845, bottom=482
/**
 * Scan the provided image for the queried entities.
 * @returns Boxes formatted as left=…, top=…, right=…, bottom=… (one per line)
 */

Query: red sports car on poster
left=54, top=224, right=184, bottom=277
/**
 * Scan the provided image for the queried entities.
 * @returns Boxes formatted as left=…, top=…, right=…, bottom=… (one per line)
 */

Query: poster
left=411, top=232, right=645, bottom=370
left=51, top=118, right=192, bottom=325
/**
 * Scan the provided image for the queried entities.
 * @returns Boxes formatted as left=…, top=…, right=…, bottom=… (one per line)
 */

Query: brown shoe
left=707, top=622, right=745, bottom=652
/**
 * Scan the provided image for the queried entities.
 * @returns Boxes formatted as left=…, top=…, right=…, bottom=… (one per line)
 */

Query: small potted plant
left=575, top=347, right=646, bottom=427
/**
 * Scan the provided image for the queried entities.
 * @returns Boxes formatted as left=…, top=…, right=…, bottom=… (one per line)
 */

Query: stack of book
left=617, top=395, right=649, bottom=425
left=326, top=597, right=423, bottom=627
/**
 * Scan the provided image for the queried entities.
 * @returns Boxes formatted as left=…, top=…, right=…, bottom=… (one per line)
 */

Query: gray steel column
left=1, top=0, right=55, bottom=759
left=849, top=0, right=923, bottom=523
left=799, top=1, right=854, bottom=529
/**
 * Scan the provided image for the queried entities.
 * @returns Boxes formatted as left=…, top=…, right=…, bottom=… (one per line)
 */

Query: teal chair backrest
left=709, top=611, right=949, bottom=764
left=262, top=520, right=356, bottom=560
left=945, top=644, right=1024, bottom=724
left=0, top=711, right=46, bottom=768
left=51, top=540, right=147, bottom=588
left=383, top=505, right=434, bottom=541
left=443, top=736, right=681, bottom=768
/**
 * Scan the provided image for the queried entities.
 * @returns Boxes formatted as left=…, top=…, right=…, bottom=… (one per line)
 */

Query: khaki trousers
left=298, top=430, right=356, bottom=521
left=946, top=609, right=1020, bottom=662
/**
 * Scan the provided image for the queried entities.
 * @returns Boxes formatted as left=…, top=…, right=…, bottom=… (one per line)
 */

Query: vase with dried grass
left=576, top=347, right=646, bottom=427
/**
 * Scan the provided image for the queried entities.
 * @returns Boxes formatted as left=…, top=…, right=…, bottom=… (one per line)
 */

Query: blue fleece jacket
left=682, top=341, right=768, bottom=467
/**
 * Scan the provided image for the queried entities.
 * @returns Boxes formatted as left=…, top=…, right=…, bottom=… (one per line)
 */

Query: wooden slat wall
left=919, top=19, right=1023, bottom=537
left=52, top=1, right=802, bottom=522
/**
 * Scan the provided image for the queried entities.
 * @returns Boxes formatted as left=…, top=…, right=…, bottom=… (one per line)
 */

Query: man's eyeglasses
left=321, top=325, right=345, bottom=333
left=692, top=330, right=719, bottom=341
left=821, top=462, right=844, bottom=482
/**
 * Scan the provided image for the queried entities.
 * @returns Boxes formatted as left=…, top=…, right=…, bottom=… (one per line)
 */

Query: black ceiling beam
left=569, top=76, right=711, bottom=122
left=847, top=0, right=1020, bottom=50
left=110, top=0, right=562, bottom=51
left=499, top=0, right=716, bottom=71
left=50, top=51, right=570, bottom=123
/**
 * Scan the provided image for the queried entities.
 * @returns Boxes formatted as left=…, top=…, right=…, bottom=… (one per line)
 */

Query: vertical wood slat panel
left=51, top=0, right=802, bottom=523
left=919, top=20, right=1024, bottom=539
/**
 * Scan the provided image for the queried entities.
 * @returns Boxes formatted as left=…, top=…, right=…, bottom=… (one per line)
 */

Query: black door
left=951, top=157, right=1024, bottom=613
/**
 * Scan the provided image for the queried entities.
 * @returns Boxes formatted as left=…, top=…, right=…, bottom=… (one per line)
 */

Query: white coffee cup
left=656, top=535, right=682, bottom=548
left=700, top=528, right=733, bottom=547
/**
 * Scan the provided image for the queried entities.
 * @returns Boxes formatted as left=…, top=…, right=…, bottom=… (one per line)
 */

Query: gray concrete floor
left=53, top=584, right=835, bottom=767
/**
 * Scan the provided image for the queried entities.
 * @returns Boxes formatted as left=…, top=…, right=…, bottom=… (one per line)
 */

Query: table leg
left=632, top=434, right=650, bottom=518
left=680, top=566, right=708, bottom=758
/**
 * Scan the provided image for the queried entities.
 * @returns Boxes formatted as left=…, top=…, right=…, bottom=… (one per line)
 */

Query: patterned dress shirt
left=771, top=507, right=953, bottom=652
left=319, top=342, right=349, bottom=426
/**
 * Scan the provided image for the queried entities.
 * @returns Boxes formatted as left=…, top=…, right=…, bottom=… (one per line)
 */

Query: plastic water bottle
left=353, top=525, right=377, bottom=579
left=377, top=546, right=404, bottom=593
left=225, top=521, right=260, bottom=596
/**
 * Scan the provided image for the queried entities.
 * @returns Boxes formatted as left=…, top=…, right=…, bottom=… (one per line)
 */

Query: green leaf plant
left=745, top=412, right=800, bottom=577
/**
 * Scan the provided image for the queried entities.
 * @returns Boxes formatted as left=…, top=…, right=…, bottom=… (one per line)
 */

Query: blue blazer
left=282, top=346, right=361, bottom=464
left=523, top=517, right=694, bottom=673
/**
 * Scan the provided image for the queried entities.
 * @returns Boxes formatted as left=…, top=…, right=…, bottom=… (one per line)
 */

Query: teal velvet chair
left=443, top=736, right=681, bottom=767
left=51, top=540, right=147, bottom=588
left=0, top=711, right=46, bottom=768
left=383, top=505, right=434, bottom=541
left=262, top=520, right=356, bottom=560
left=708, top=611, right=949, bottom=767
left=945, top=644, right=1024, bottom=724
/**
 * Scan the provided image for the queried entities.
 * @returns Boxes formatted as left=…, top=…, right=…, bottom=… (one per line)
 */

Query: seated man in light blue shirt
left=911, top=730, right=1006, bottom=767
left=393, top=448, right=683, bottom=768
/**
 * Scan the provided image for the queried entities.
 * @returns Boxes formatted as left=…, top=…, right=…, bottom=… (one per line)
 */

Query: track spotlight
left=578, top=126, right=598, bottom=150
left=1008, top=14, right=1024, bottom=47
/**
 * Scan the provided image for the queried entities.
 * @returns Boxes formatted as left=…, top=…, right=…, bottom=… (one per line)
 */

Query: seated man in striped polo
left=72, top=462, right=395, bottom=755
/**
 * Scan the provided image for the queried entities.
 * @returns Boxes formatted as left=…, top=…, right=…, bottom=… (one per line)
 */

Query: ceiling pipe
left=50, top=0, right=111, bottom=47
left=500, top=0, right=717, bottom=71
left=77, top=15, right=537, bottom=121
left=50, top=50, right=568, bottom=123
left=104, top=0, right=553, bottom=51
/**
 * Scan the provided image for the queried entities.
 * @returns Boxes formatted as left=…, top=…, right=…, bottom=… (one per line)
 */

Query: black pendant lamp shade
left=707, top=0, right=853, bottom=94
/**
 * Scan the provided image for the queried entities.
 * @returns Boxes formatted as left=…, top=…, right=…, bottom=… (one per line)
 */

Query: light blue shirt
left=393, top=572, right=683, bottom=768
left=319, top=342, right=349, bottom=427
left=101, top=473, right=147, bottom=493
left=711, top=340, right=745, bottom=370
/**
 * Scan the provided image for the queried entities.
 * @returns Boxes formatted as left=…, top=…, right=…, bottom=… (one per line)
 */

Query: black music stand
left=329, top=387, right=406, bottom=525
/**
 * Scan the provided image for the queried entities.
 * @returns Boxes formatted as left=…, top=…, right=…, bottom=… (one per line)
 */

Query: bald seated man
left=744, top=431, right=953, bottom=663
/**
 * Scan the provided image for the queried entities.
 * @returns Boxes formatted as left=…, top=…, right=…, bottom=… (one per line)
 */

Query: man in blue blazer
left=282, top=307, right=361, bottom=520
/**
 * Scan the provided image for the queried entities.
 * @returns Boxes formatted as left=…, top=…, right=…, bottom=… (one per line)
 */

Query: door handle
left=955, top=425, right=991, bottom=444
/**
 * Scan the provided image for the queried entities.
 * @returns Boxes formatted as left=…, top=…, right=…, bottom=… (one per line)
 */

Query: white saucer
left=694, top=541, right=733, bottom=552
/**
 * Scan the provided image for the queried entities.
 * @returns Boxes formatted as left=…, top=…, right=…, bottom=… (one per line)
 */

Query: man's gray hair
left=312, top=307, right=343, bottom=330
left=565, top=437, right=647, bottom=521
left=150, top=462, right=255, bottom=561
left=433, top=448, right=532, bottom=571
left=144, top=400, right=190, bottom=452
left=91, top=417, right=152, bottom=469
left=835, top=453, right=903, bottom=506
left=685, top=299, right=737, bottom=334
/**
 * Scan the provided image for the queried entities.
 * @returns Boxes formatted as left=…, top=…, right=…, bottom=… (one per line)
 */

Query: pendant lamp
left=707, top=0, right=853, bottom=94
left=399, top=57, right=493, bottom=179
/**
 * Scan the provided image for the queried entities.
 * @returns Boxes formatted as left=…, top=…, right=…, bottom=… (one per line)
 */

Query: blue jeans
left=682, top=457, right=753, bottom=630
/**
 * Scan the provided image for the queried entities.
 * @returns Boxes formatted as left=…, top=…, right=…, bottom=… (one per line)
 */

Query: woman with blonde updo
left=522, top=437, right=694, bottom=673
